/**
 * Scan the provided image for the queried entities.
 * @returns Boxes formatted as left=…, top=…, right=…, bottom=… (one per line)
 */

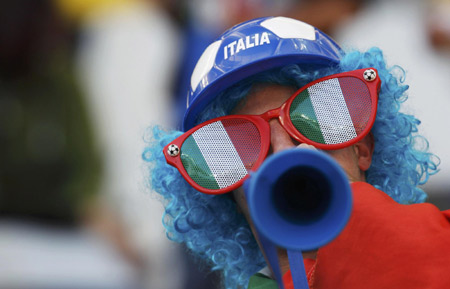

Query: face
left=232, top=82, right=370, bottom=181
left=231, top=82, right=374, bottom=270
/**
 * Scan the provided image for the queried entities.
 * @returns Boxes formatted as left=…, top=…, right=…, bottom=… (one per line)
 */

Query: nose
left=269, top=119, right=299, bottom=154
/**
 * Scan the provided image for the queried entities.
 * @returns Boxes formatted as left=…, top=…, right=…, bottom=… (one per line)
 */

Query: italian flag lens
left=180, top=119, right=262, bottom=190
left=289, top=77, right=372, bottom=145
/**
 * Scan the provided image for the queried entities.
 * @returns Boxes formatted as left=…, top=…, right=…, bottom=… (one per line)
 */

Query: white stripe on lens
left=307, top=78, right=357, bottom=144
left=192, top=121, right=247, bottom=189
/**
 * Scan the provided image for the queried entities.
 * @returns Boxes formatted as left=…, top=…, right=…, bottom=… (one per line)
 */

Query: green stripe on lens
left=181, top=136, right=220, bottom=190
left=289, top=90, right=326, bottom=144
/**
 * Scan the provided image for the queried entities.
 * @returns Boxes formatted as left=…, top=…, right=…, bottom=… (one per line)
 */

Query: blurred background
left=0, top=0, right=449, bottom=288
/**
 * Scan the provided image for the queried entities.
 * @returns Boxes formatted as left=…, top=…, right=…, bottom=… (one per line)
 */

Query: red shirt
left=283, top=182, right=450, bottom=289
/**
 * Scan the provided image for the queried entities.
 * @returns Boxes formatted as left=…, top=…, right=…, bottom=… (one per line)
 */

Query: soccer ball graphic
left=190, top=17, right=325, bottom=95
left=363, top=69, right=377, bottom=81
left=167, top=144, right=180, bottom=157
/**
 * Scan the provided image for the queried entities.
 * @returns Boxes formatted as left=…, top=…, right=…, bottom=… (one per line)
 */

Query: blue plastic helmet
left=183, top=16, right=343, bottom=131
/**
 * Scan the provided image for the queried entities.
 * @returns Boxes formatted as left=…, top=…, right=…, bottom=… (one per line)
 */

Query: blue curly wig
left=142, top=47, right=439, bottom=289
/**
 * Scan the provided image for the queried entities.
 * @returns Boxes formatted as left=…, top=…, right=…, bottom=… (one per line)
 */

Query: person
left=143, top=16, right=448, bottom=289
left=0, top=1, right=141, bottom=288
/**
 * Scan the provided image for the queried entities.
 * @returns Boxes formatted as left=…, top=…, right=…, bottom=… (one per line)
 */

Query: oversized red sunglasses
left=164, top=68, right=380, bottom=195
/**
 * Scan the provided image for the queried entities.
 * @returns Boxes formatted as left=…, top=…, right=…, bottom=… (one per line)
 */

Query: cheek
left=325, top=147, right=360, bottom=181
left=232, top=187, right=263, bottom=246
left=232, top=187, right=250, bottom=218
left=232, top=187, right=261, bottom=231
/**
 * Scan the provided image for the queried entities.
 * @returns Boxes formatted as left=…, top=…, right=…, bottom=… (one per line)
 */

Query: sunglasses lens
left=180, top=118, right=262, bottom=191
left=289, top=77, right=373, bottom=145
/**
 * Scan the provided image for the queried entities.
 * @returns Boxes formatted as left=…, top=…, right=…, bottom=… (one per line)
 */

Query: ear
left=354, top=133, right=375, bottom=172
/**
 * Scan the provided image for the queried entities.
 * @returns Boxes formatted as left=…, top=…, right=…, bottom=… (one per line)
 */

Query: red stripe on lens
left=221, top=118, right=262, bottom=171
left=338, top=77, right=372, bottom=136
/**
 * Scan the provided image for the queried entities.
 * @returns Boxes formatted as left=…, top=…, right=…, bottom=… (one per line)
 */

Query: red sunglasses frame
left=164, top=68, right=381, bottom=194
